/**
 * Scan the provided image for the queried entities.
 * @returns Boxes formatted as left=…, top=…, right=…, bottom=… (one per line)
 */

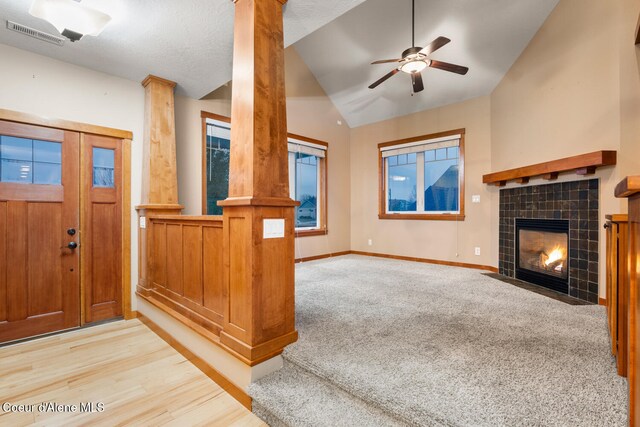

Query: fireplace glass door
left=518, top=229, right=568, bottom=279
left=515, top=218, right=569, bottom=293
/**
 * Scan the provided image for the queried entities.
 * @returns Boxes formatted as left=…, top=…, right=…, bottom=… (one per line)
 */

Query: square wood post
left=136, top=75, right=183, bottom=296
left=218, top=0, right=298, bottom=364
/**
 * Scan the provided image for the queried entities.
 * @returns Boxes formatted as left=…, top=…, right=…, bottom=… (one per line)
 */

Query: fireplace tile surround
left=499, top=179, right=599, bottom=303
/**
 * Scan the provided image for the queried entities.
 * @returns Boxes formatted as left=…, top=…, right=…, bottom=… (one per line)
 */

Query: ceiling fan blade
left=429, top=59, right=469, bottom=75
left=411, top=72, right=424, bottom=93
left=369, top=68, right=400, bottom=89
left=371, top=59, right=402, bottom=65
left=418, top=36, right=450, bottom=56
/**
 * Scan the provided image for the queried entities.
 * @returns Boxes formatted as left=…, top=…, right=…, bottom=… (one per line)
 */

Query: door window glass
left=0, top=136, right=61, bottom=185
left=93, top=147, right=115, bottom=187
left=33, top=140, right=62, bottom=184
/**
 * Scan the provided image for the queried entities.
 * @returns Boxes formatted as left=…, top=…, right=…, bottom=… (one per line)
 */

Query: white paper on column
left=263, top=219, right=285, bottom=239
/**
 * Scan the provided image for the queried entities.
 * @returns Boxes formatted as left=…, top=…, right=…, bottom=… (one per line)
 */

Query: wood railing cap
left=605, top=214, right=629, bottom=222
left=233, top=0, right=287, bottom=3
left=149, top=215, right=223, bottom=223
left=218, top=196, right=300, bottom=208
left=135, top=204, right=184, bottom=214
left=615, top=176, right=640, bottom=198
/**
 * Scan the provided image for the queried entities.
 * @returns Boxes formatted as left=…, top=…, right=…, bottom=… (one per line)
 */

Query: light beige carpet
left=250, top=255, right=627, bottom=427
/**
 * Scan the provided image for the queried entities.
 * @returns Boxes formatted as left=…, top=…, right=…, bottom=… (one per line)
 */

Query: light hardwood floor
left=0, top=319, right=266, bottom=426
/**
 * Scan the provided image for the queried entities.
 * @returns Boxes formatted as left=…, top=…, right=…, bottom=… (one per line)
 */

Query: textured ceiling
left=0, top=0, right=367, bottom=98
left=293, top=0, right=559, bottom=127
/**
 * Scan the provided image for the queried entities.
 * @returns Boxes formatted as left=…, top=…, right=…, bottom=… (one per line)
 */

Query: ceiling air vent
left=6, top=20, right=65, bottom=46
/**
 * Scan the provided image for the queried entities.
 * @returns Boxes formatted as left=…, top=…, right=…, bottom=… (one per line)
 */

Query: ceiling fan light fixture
left=400, top=60, right=427, bottom=74
left=368, top=1, right=467, bottom=91
left=29, top=0, right=111, bottom=41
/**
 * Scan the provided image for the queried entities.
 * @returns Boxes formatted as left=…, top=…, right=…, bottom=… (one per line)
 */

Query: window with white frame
left=378, top=129, right=465, bottom=220
left=288, top=137, right=327, bottom=231
left=202, top=113, right=328, bottom=234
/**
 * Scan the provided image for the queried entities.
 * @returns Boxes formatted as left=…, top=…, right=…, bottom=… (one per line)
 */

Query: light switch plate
left=263, top=219, right=285, bottom=239
left=472, top=195, right=481, bottom=203
left=139, top=217, right=146, bottom=229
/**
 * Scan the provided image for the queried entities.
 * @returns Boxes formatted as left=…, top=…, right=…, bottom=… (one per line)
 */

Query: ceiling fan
left=368, top=0, right=469, bottom=94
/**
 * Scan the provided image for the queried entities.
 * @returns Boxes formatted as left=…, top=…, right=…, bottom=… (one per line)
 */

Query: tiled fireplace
left=499, top=179, right=599, bottom=303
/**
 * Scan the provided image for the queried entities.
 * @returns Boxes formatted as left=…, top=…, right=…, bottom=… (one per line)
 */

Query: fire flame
left=544, top=245, right=566, bottom=267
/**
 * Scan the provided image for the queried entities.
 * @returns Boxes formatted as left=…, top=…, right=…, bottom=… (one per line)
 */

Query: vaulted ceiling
left=0, top=0, right=559, bottom=127
left=293, top=0, right=559, bottom=127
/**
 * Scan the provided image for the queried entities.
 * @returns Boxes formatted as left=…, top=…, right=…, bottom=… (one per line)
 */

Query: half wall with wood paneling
left=146, top=216, right=224, bottom=335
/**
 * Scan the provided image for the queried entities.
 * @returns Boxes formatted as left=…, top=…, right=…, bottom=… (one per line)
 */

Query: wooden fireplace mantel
left=482, top=150, right=617, bottom=186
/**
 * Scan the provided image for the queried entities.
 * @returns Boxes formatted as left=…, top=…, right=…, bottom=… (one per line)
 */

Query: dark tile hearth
left=482, top=273, right=593, bottom=305
left=499, top=179, right=599, bottom=304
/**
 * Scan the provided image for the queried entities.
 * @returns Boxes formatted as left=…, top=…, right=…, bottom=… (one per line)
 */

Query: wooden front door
left=82, top=134, right=122, bottom=323
left=0, top=120, right=80, bottom=342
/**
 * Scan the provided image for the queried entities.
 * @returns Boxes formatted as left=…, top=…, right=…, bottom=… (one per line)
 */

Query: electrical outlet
left=472, top=195, right=481, bottom=203
left=368, top=239, right=373, bottom=246
left=474, top=247, right=481, bottom=256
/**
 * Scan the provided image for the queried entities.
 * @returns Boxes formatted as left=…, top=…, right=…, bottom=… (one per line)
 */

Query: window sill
left=378, top=213, right=465, bottom=221
left=295, top=229, right=328, bottom=237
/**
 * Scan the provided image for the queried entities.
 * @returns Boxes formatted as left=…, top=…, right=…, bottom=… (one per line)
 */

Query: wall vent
left=6, top=21, right=65, bottom=46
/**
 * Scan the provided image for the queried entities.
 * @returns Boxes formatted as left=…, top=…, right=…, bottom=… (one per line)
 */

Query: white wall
left=0, top=43, right=145, bottom=310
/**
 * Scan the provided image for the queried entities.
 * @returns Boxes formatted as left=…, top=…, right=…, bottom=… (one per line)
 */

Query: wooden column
left=615, top=176, right=640, bottom=426
left=136, top=75, right=183, bottom=296
left=218, top=0, right=298, bottom=364
left=140, top=75, right=180, bottom=206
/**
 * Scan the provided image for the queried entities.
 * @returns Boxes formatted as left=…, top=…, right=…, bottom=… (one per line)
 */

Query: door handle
left=61, top=241, right=78, bottom=250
